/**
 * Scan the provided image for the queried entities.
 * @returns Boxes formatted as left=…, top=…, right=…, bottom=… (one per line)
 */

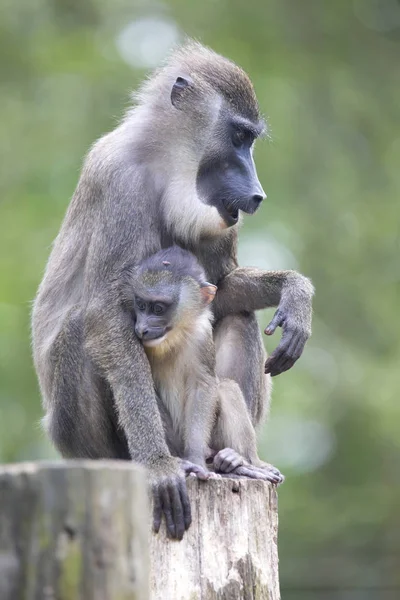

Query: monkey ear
left=200, top=283, right=217, bottom=305
left=171, top=76, right=193, bottom=109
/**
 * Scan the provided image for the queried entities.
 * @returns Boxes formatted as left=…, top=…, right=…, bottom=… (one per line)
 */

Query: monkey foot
left=179, top=459, right=215, bottom=481
left=258, top=462, right=285, bottom=484
left=235, top=464, right=283, bottom=484
left=213, top=448, right=244, bottom=473
left=213, top=448, right=284, bottom=485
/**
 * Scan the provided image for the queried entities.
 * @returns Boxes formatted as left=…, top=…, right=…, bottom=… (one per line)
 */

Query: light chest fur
left=144, top=311, right=213, bottom=442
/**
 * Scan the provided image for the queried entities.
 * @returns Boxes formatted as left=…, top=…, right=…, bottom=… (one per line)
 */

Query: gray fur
left=32, top=41, right=313, bottom=539
left=128, top=247, right=283, bottom=484
left=123, top=246, right=217, bottom=474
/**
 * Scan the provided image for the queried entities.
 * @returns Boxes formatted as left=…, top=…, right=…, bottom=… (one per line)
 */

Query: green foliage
left=1, top=0, right=399, bottom=596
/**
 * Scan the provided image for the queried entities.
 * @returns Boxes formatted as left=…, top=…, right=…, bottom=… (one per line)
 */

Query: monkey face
left=133, top=297, right=174, bottom=347
left=196, top=114, right=266, bottom=227
left=162, top=67, right=266, bottom=239
left=129, top=247, right=213, bottom=348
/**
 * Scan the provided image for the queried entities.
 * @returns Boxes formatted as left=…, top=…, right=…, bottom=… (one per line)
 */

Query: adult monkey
left=32, top=42, right=313, bottom=539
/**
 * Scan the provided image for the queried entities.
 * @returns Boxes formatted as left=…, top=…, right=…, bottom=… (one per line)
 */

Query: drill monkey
left=122, top=246, right=283, bottom=490
left=33, top=42, right=313, bottom=539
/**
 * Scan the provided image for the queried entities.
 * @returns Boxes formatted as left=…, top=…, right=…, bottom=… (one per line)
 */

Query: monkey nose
left=135, top=325, right=147, bottom=339
left=252, top=193, right=265, bottom=205
left=248, top=192, right=266, bottom=213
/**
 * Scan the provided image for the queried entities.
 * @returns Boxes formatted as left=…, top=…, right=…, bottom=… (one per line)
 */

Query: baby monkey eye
left=135, top=298, right=146, bottom=311
left=153, top=303, right=165, bottom=315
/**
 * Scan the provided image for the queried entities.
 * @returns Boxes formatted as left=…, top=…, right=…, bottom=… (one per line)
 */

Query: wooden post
left=150, top=477, right=280, bottom=600
left=0, top=462, right=280, bottom=600
left=0, top=461, right=149, bottom=600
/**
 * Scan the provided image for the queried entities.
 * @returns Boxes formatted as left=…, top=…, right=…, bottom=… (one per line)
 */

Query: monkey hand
left=264, top=278, right=313, bottom=376
left=150, top=457, right=191, bottom=540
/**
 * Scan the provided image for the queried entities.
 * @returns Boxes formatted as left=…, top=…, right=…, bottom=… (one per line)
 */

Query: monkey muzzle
left=221, top=194, right=264, bottom=226
left=221, top=203, right=239, bottom=226
left=135, top=324, right=167, bottom=345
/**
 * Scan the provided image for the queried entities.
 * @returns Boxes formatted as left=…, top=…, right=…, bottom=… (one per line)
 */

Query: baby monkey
left=121, top=246, right=283, bottom=483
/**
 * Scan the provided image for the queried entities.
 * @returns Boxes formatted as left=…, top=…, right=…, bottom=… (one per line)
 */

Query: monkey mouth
left=220, top=204, right=239, bottom=226
left=143, top=334, right=167, bottom=348
left=142, top=327, right=172, bottom=347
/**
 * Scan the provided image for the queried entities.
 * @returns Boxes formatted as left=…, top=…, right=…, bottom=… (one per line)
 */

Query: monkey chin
left=142, top=335, right=167, bottom=348
left=218, top=212, right=243, bottom=230
left=217, top=216, right=234, bottom=231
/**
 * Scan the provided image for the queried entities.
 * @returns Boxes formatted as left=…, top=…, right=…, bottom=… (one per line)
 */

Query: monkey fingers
left=233, top=464, right=284, bottom=485
left=168, top=482, right=185, bottom=540
left=152, top=476, right=191, bottom=540
left=257, top=464, right=285, bottom=484
left=159, top=486, right=176, bottom=538
left=213, top=448, right=244, bottom=474
left=180, top=459, right=211, bottom=480
left=264, top=308, right=285, bottom=336
left=179, top=477, right=192, bottom=531
left=259, top=462, right=284, bottom=479
left=264, top=318, right=308, bottom=377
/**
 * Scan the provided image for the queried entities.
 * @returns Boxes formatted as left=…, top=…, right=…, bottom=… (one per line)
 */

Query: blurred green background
left=1, top=0, right=399, bottom=597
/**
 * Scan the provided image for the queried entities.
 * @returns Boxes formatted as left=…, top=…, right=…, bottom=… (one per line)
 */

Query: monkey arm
left=213, top=268, right=314, bottom=376
left=84, top=299, right=191, bottom=539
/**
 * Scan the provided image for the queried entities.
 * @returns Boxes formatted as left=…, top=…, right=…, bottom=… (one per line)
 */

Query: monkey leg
left=43, top=308, right=130, bottom=460
left=211, top=378, right=284, bottom=484
left=214, top=313, right=271, bottom=427
left=158, top=405, right=216, bottom=480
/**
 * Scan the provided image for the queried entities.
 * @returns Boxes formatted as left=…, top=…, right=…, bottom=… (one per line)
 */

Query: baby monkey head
left=127, top=246, right=217, bottom=349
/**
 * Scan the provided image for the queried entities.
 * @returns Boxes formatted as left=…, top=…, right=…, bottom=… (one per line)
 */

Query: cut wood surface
left=150, top=476, right=280, bottom=600
left=0, top=461, right=280, bottom=600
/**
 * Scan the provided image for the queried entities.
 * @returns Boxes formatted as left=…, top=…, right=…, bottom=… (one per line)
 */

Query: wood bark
left=0, top=460, right=149, bottom=600
left=0, top=462, right=280, bottom=600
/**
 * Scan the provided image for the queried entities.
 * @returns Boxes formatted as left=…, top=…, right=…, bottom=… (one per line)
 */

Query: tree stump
left=0, top=461, right=149, bottom=600
left=0, top=462, right=280, bottom=600
left=150, top=477, right=280, bottom=600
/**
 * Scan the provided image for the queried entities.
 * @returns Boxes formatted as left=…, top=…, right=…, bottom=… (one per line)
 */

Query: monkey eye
left=153, top=303, right=166, bottom=315
left=232, top=127, right=254, bottom=149
left=135, top=299, right=146, bottom=311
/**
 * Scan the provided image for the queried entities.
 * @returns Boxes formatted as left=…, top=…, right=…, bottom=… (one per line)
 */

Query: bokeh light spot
left=239, top=234, right=298, bottom=270
left=264, top=417, right=336, bottom=473
left=116, top=17, right=180, bottom=69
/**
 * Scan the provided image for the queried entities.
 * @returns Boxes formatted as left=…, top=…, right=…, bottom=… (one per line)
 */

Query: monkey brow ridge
left=231, top=115, right=266, bottom=138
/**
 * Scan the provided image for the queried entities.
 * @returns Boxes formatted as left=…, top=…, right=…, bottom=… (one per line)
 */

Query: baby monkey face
left=133, top=296, right=175, bottom=347
left=130, top=247, right=217, bottom=349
